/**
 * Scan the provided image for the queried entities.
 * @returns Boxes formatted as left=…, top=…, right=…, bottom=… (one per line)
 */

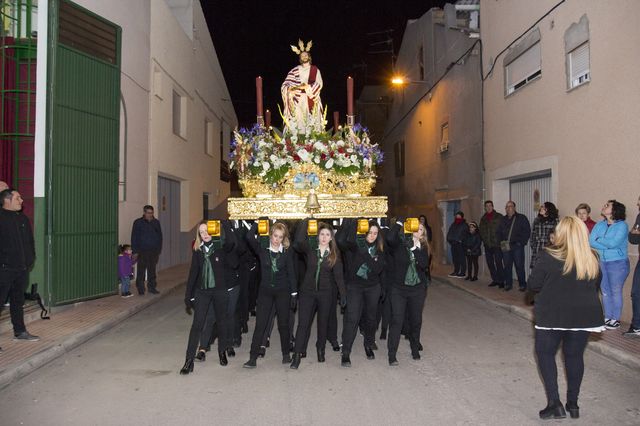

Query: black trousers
left=327, top=284, right=339, bottom=345
left=250, top=286, right=291, bottom=359
left=235, top=269, right=249, bottom=339
left=135, top=250, right=160, bottom=293
left=200, top=285, right=240, bottom=350
left=376, top=293, right=392, bottom=335
left=294, top=290, right=333, bottom=353
left=484, top=246, right=504, bottom=284
left=466, top=255, right=479, bottom=278
left=535, top=329, right=590, bottom=402
left=0, top=269, right=28, bottom=335
left=342, top=284, right=381, bottom=355
left=388, top=285, right=426, bottom=357
left=247, top=266, right=259, bottom=313
left=185, top=288, right=228, bottom=359
left=451, top=242, right=466, bottom=275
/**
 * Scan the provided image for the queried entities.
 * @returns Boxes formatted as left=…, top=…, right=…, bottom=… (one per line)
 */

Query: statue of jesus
left=281, top=40, right=324, bottom=134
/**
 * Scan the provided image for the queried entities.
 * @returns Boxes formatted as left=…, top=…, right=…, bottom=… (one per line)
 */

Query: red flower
left=293, top=154, right=301, bottom=162
left=305, top=145, right=313, bottom=152
left=329, top=151, right=335, bottom=158
left=337, top=147, right=345, bottom=154
left=321, top=153, right=327, bottom=160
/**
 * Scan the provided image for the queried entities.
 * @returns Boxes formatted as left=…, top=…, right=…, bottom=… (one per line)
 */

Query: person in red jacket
left=575, top=203, right=596, bottom=233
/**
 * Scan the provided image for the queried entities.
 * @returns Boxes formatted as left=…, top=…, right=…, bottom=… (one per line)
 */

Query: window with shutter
left=569, top=42, right=590, bottom=88
left=505, top=42, right=541, bottom=95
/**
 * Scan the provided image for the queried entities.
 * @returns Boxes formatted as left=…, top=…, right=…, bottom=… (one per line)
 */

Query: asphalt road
left=1, top=282, right=638, bottom=426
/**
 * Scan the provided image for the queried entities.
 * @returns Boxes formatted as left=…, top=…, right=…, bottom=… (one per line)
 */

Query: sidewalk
left=0, top=263, right=189, bottom=390
left=431, top=269, right=640, bottom=371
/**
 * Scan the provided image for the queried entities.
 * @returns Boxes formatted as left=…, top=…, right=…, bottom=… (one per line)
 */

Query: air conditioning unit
left=439, top=142, right=449, bottom=153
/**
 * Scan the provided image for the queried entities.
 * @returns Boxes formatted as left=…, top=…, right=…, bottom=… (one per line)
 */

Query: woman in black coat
left=336, top=218, right=385, bottom=367
left=180, top=220, right=236, bottom=374
left=528, top=216, right=604, bottom=420
left=290, top=219, right=346, bottom=369
left=243, top=221, right=297, bottom=368
left=386, top=220, right=430, bottom=365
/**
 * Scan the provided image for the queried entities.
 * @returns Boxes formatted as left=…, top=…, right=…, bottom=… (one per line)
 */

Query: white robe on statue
left=281, top=64, right=323, bottom=133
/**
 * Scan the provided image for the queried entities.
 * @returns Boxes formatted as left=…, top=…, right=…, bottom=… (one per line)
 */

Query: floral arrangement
left=229, top=123, right=384, bottom=185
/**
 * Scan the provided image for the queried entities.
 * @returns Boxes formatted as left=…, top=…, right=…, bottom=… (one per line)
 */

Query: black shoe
left=290, top=353, right=302, bottom=369
left=179, top=358, right=194, bottom=375
left=365, top=347, right=375, bottom=360
left=14, top=332, right=40, bottom=341
left=195, top=350, right=206, bottom=362
left=282, top=354, right=292, bottom=364
left=243, top=358, right=257, bottom=368
left=301, top=351, right=307, bottom=358
left=258, top=346, right=266, bottom=358
left=417, top=342, right=423, bottom=351
left=464, top=275, right=471, bottom=281
left=379, top=329, right=387, bottom=340
left=518, top=286, right=526, bottom=292
left=371, top=342, right=378, bottom=350
left=331, top=341, right=341, bottom=352
left=241, top=322, right=249, bottom=334
left=148, top=288, right=160, bottom=294
left=504, top=286, right=512, bottom=291
left=498, top=283, right=505, bottom=289
left=539, top=400, right=566, bottom=420
left=565, top=401, right=579, bottom=419
left=341, top=354, right=351, bottom=367
left=265, top=338, right=270, bottom=348
left=227, top=347, right=235, bottom=357
left=250, top=310, right=256, bottom=317
left=471, top=277, right=478, bottom=281
left=388, top=356, right=399, bottom=366
left=317, top=348, right=325, bottom=363
left=219, top=351, right=228, bottom=366
left=233, top=337, right=242, bottom=348
left=412, top=351, right=421, bottom=360
left=488, top=281, right=499, bottom=287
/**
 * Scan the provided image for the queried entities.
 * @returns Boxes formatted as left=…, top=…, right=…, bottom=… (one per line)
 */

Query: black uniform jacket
left=335, top=218, right=384, bottom=287
left=246, top=222, right=297, bottom=294
left=385, top=223, right=429, bottom=289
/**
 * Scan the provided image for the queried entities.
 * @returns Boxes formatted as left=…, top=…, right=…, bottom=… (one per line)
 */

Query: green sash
left=269, top=250, right=281, bottom=287
left=356, top=245, right=376, bottom=280
left=315, top=248, right=330, bottom=290
left=202, top=245, right=216, bottom=289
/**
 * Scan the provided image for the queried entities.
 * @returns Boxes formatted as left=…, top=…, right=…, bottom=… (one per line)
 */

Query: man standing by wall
left=0, top=189, right=39, bottom=349
left=131, top=205, right=163, bottom=295
left=625, top=195, right=640, bottom=337
left=496, top=201, right=531, bottom=292
left=479, top=200, right=505, bottom=288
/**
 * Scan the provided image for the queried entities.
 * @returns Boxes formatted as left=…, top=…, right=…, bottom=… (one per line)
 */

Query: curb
left=0, top=282, right=184, bottom=390
left=432, top=275, right=640, bottom=372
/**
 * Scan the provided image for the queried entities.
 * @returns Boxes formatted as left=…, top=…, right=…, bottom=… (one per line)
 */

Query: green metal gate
left=47, top=0, right=121, bottom=304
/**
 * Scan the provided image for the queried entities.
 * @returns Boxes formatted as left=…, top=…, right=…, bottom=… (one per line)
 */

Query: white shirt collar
left=269, top=244, right=283, bottom=253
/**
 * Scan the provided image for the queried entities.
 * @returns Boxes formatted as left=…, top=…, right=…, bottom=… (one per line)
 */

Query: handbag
left=500, top=216, right=516, bottom=253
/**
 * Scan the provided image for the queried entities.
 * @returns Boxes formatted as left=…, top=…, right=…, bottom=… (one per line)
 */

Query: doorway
left=157, top=176, right=181, bottom=270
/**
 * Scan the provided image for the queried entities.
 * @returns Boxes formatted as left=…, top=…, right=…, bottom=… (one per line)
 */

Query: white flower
left=313, top=141, right=327, bottom=152
left=314, top=156, right=320, bottom=164
left=291, top=135, right=298, bottom=143
left=350, top=154, right=358, bottom=163
left=253, top=161, right=260, bottom=167
left=347, top=147, right=354, bottom=153
left=297, top=149, right=312, bottom=163
left=262, top=162, right=271, bottom=171
left=336, top=140, right=345, bottom=147
left=325, top=158, right=334, bottom=169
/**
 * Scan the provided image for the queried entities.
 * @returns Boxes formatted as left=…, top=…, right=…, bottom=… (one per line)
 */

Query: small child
left=118, top=244, right=136, bottom=298
left=464, top=222, right=482, bottom=281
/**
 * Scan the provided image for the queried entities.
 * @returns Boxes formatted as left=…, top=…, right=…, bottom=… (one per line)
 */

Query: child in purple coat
left=118, top=244, right=136, bottom=298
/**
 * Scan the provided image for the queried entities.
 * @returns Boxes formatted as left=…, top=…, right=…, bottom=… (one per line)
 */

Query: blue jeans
left=600, top=259, right=630, bottom=320
left=120, top=276, right=130, bottom=294
left=503, top=242, right=526, bottom=289
left=629, top=261, right=640, bottom=328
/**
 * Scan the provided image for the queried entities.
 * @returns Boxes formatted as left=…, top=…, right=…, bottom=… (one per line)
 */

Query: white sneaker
left=605, top=320, right=620, bottom=330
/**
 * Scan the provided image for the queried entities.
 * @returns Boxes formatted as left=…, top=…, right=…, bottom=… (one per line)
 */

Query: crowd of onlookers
left=446, top=197, right=640, bottom=338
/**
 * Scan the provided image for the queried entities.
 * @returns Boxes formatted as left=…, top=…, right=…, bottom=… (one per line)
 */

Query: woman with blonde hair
left=528, top=216, right=604, bottom=420
left=243, top=221, right=297, bottom=368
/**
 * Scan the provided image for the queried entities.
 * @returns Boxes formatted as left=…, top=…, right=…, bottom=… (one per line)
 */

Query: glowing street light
left=391, top=76, right=405, bottom=86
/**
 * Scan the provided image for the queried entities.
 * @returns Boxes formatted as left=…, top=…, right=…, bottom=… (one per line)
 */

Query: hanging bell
left=305, top=189, right=321, bottom=212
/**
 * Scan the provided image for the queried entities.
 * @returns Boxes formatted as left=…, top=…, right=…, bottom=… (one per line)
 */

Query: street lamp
left=391, top=75, right=429, bottom=86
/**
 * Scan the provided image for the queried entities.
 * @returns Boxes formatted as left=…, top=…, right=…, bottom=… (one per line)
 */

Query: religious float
left=227, top=40, right=388, bottom=220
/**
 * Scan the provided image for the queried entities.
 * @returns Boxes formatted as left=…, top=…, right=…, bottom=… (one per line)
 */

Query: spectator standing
left=0, top=189, right=39, bottom=348
left=418, top=214, right=433, bottom=243
left=575, top=203, right=596, bottom=233
left=528, top=216, right=604, bottom=420
left=447, top=211, right=467, bottom=278
left=589, top=200, right=629, bottom=330
left=624, top=195, right=640, bottom=338
left=464, top=221, right=482, bottom=281
left=530, top=202, right=560, bottom=269
left=117, top=244, right=135, bottom=298
left=496, top=201, right=531, bottom=291
left=479, top=200, right=505, bottom=288
left=131, top=205, right=163, bottom=295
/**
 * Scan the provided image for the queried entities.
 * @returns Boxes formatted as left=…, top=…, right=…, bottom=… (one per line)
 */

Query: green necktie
left=202, top=245, right=216, bottom=289
left=404, top=248, right=420, bottom=286
left=270, top=250, right=280, bottom=287
left=315, top=248, right=329, bottom=290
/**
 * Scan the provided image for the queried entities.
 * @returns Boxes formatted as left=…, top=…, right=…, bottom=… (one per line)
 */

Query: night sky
left=200, top=0, right=446, bottom=128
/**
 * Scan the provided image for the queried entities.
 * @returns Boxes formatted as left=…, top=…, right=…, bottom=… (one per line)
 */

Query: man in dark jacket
left=131, top=205, right=163, bottom=295
left=496, top=201, right=531, bottom=291
left=0, top=189, right=40, bottom=347
left=446, top=211, right=467, bottom=278
left=479, top=200, right=505, bottom=288
left=624, top=195, right=640, bottom=337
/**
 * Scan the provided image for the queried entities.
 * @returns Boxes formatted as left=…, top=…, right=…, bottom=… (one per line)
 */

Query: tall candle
left=347, top=76, right=354, bottom=116
left=256, top=76, right=263, bottom=118
left=333, top=111, right=339, bottom=132
left=265, top=109, right=271, bottom=128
